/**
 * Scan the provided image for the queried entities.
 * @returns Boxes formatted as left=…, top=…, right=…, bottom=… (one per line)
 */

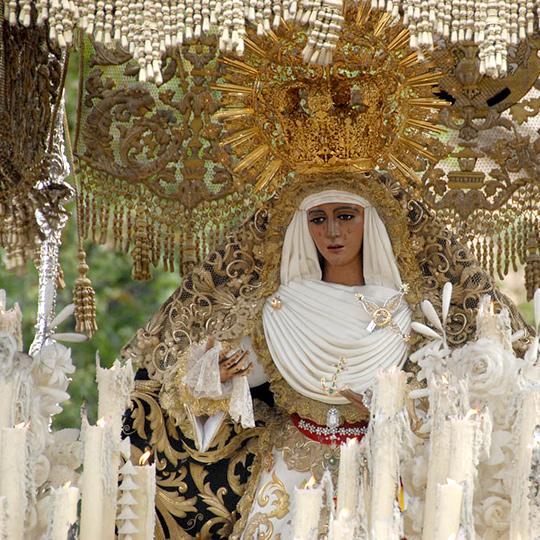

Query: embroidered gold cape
left=121, top=171, right=530, bottom=539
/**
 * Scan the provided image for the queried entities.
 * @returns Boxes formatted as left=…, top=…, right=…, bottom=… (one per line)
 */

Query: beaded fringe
left=441, top=192, right=540, bottom=302
left=5, top=0, right=540, bottom=81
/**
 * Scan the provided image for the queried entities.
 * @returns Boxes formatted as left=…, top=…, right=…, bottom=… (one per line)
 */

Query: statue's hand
left=339, top=388, right=370, bottom=417
left=204, top=336, right=253, bottom=383
left=219, top=348, right=253, bottom=383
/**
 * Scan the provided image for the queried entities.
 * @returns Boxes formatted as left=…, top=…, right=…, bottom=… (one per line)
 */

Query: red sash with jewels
left=292, top=413, right=368, bottom=445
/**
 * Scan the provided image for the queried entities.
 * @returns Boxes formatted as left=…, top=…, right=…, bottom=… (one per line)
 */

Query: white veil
left=280, top=190, right=402, bottom=289
left=262, top=189, right=411, bottom=404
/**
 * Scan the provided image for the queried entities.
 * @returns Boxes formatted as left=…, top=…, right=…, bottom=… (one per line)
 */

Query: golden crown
left=214, top=3, right=450, bottom=192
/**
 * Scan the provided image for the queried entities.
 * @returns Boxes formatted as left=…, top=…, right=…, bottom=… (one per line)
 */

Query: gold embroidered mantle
left=123, top=171, right=532, bottom=427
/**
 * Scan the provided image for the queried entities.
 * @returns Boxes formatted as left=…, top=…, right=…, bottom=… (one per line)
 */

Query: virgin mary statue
left=121, top=171, right=528, bottom=539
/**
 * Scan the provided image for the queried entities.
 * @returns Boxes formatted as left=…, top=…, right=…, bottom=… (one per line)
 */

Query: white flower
left=410, top=341, right=451, bottom=383
left=482, top=496, right=511, bottom=533
left=487, top=430, right=513, bottom=467
left=34, top=342, right=75, bottom=388
left=448, top=337, right=520, bottom=403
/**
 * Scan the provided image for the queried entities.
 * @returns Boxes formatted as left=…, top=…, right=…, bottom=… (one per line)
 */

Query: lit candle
left=336, top=438, right=359, bottom=518
left=293, top=476, right=323, bottom=539
left=49, top=483, right=80, bottom=540
left=132, top=451, right=156, bottom=540
left=96, top=358, right=134, bottom=540
left=0, top=423, right=28, bottom=540
left=476, top=295, right=512, bottom=350
left=434, top=479, right=463, bottom=540
left=330, top=509, right=355, bottom=540
left=370, top=367, right=406, bottom=534
left=79, top=419, right=105, bottom=540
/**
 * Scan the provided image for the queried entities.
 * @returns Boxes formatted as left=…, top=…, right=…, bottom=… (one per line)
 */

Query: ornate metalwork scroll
left=420, top=39, right=540, bottom=298
left=74, top=34, right=269, bottom=279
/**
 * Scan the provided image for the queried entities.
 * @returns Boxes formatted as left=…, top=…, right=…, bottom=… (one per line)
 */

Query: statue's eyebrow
left=332, top=206, right=362, bottom=213
left=307, top=208, right=326, bottom=216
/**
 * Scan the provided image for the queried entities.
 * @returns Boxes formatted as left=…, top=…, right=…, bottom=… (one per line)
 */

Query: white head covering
left=280, top=190, right=402, bottom=289
left=262, top=189, right=411, bottom=403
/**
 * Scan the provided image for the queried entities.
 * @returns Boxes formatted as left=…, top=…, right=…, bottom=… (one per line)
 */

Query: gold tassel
left=66, top=105, right=98, bottom=337
left=525, top=223, right=540, bottom=301
left=181, top=228, right=198, bottom=275
left=131, top=209, right=152, bottom=281
left=73, top=249, right=98, bottom=337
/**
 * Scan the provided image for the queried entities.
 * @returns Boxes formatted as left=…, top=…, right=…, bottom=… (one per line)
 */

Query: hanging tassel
left=65, top=103, right=98, bottom=338
left=131, top=209, right=152, bottom=281
left=525, top=255, right=540, bottom=302
left=73, top=248, right=98, bottom=337
left=525, top=223, right=540, bottom=302
left=180, top=228, right=198, bottom=275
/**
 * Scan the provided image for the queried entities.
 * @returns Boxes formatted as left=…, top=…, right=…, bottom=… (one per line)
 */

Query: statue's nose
left=327, top=219, right=339, bottom=238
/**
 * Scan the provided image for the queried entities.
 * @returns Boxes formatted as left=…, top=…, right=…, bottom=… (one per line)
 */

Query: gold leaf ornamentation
left=215, top=3, right=448, bottom=192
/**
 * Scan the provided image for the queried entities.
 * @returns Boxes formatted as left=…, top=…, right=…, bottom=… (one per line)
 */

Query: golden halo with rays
left=213, top=1, right=450, bottom=194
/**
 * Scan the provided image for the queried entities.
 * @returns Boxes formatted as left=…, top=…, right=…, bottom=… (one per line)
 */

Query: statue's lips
left=326, top=245, right=344, bottom=252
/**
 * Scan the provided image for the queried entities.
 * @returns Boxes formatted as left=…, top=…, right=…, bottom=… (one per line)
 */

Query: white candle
left=132, top=452, right=156, bottom=540
left=448, top=413, right=477, bottom=484
left=422, top=383, right=453, bottom=540
left=0, top=380, right=14, bottom=429
left=96, top=359, right=134, bottom=540
left=293, top=477, right=323, bottom=539
left=97, top=358, right=134, bottom=439
left=376, top=367, right=407, bottom=418
left=330, top=509, right=355, bottom=540
left=441, top=409, right=479, bottom=539
left=0, top=496, right=7, bottom=540
left=336, top=438, right=359, bottom=517
left=80, top=421, right=104, bottom=540
left=0, top=301, right=23, bottom=351
left=510, top=387, right=540, bottom=540
left=434, top=480, right=463, bottom=540
left=0, top=424, right=27, bottom=540
left=49, top=485, right=79, bottom=540
left=370, top=367, right=406, bottom=530
left=476, top=295, right=512, bottom=350
left=102, top=425, right=121, bottom=540
left=371, top=518, right=392, bottom=540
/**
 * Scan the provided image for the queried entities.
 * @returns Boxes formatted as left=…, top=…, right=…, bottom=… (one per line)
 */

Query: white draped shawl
left=262, top=190, right=412, bottom=405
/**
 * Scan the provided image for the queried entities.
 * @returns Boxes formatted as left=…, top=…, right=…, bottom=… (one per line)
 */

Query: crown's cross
left=355, top=284, right=410, bottom=342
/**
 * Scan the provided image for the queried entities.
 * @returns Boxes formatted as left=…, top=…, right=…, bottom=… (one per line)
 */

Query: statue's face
left=307, top=202, right=365, bottom=268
